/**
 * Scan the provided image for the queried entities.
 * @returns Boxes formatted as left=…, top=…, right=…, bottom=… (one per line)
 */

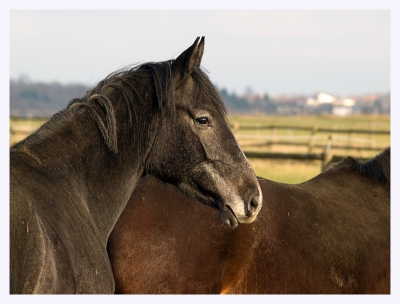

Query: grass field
left=10, top=117, right=48, bottom=147
left=229, top=114, right=390, bottom=127
left=229, top=115, right=389, bottom=155
left=228, top=114, right=390, bottom=182
left=10, top=115, right=390, bottom=184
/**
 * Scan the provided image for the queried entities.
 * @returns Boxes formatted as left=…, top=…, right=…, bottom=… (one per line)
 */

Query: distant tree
left=10, top=77, right=388, bottom=117
left=10, top=78, right=89, bottom=117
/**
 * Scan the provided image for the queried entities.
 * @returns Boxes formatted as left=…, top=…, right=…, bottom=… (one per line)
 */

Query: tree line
left=10, top=78, right=389, bottom=117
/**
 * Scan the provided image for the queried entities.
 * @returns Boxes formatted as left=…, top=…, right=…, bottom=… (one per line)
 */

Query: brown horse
left=107, top=148, right=390, bottom=294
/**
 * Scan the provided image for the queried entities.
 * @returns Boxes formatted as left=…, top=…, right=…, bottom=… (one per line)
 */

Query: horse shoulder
left=10, top=158, right=114, bottom=293
left=10, top=179, right=56, bottom=293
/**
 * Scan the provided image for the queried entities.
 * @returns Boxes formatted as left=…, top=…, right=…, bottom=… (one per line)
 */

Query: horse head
left=145, top=37, right=262, bottom=227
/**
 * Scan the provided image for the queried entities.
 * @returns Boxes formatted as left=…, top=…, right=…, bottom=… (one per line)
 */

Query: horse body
left=228, top=155, right=390, bottom=294
left=108, top=148, right=390, bottom=294
left=10, top=108, right=138, bottom=293
left=10, top=37, right=262, bottom=293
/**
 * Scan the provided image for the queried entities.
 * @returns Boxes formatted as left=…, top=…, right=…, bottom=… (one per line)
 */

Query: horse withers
left=10, top=37, right=262, bottom=293
left=108, top=148, right=390, bottom=294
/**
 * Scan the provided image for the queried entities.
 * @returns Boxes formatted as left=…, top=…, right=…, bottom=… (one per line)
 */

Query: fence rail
left=10, top=120, right=390, bottom=172
left=230, top=123, right=390, bottom=135
left=231, top=123, right=390, bottom=172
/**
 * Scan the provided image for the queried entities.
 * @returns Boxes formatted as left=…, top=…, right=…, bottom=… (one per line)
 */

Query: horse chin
left=219, top=205, right=239, bottom=228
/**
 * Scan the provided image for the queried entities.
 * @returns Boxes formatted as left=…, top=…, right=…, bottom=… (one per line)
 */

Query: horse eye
left=195, top=117, right=209, bottom=125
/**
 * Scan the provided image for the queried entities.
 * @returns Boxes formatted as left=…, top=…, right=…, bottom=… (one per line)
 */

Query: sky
left=9, top=10, right=390, bottom=97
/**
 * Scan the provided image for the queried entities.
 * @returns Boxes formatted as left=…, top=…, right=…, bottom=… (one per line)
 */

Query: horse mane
left=67, top=61, right=173, bottom=153
left=67, top=61, right=227, bottom=153
left=351, top=147, right=390, bottom=184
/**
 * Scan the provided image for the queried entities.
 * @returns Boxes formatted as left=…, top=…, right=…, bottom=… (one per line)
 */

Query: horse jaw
left=178, top=162, right=263, bottom=227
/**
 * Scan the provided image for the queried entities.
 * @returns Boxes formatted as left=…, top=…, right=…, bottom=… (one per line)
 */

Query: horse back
left=303, top=158, right=390, bottom=293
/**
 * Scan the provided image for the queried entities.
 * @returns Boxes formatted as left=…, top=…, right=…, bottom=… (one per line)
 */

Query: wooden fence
left=230, top=123, right=390, bottom=171
left=10, top=119, right=390, bottom=172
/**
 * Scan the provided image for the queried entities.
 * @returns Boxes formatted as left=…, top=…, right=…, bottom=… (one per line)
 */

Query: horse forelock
left=352, top=147, right=390, bottom=184
left=191, top=67, right=228, bottom=119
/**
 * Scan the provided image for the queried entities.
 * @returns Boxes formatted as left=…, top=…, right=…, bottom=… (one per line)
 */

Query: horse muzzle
left=219, top=188, right=263, bottom=228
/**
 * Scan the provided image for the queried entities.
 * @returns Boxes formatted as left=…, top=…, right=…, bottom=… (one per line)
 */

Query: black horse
left=108, top=148, right=390, bottom=294
left=10, top=37, right=262, bottom=293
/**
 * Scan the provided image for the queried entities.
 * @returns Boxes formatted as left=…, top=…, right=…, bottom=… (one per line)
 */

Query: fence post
left=308, top=125, right=318, bottom=153
left=321, top=135, right=333, bottom=172
left=347, top=128, right=354, bottom=152
left=369, top=121, right=375, bottom=150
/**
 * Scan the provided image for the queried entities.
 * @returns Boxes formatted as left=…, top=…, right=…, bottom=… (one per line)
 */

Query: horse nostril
left=246, top=195, right=260, bottom=217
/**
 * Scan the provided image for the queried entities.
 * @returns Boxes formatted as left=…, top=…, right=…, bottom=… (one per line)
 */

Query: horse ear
left=193, top=37, right=205, bottom=67
left=172, top=37, right=205, bottom=79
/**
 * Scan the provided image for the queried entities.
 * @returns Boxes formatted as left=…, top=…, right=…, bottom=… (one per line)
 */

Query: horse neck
left=13, top=106, right=159, bottom=240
